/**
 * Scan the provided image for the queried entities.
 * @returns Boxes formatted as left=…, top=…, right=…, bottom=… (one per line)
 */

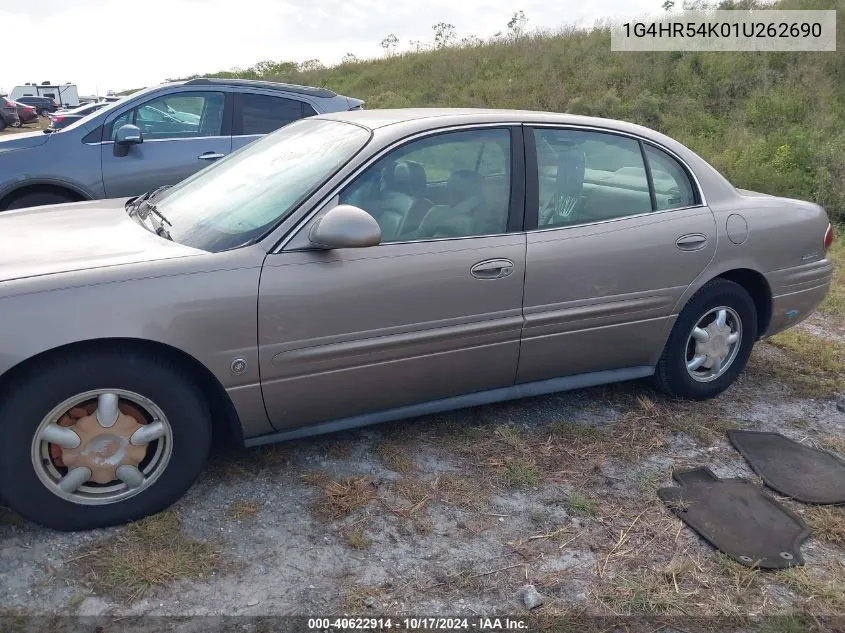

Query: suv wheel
left=4, top=191, right=76, bottom=210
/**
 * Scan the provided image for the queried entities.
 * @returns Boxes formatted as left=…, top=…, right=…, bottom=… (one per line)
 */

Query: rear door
left=101, top=90, right=233, bottom=198
left=231, top=91, right=318, bottom=152
left=517, top=125, right=716, bottom=383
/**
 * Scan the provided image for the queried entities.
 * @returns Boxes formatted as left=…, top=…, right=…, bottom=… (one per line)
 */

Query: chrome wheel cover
left=30, top=389, right=173, bottom=506
left=685, top=306, right=743, bottom=383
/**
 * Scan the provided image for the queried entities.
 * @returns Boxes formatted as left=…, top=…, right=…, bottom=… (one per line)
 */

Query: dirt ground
left=1, top=312, right=843, bottom=628
left=0, top=117, right=49, bottom=135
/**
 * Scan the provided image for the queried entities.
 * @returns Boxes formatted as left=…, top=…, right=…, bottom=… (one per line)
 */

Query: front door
left=101, top=90, right=232, bottom=198
left=517, top=126, right=717, bottom=382
left=258, top=126, right=527, bottom=430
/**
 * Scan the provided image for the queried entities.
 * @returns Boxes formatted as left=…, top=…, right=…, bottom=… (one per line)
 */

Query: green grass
left=501, top=458, right=541, bottom=487
left=766, top=329, right=845, bottom=397
left=567, top=492, right=599, bottom=516
left=181, top=0, right=845, bottom=226
left=74, top=511, right=221, bottom=600
left=820, top=235, right=844, bottom=317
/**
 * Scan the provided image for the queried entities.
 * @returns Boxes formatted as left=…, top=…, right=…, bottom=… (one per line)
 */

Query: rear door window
left=237, top=93, right=316, bottom=136
left=533, top=128, right=653, bottom=228
left=643, top=144, right=698, bottom=210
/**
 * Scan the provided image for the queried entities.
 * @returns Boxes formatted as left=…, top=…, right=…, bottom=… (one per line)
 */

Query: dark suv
left=15, top=96, right=59, bottom=116
left=0, top=78, right=364, bottom=210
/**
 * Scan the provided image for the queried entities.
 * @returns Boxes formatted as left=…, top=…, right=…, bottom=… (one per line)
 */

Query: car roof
left=315, top=108, right=687, bottom=146
left=178, top=77, right=337, bottom=99
left=316, top=107, right=655, bottom=133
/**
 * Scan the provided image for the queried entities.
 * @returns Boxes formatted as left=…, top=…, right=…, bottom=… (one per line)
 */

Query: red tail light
left=52, top=115, right=64, bottom=123
left=824, top=223, right=834, bottom=251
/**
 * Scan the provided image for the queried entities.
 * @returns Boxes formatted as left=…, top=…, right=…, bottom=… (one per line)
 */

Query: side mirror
left=113, top=124, right=142, bottom=157
left=309, top=204, right=381, bottom=249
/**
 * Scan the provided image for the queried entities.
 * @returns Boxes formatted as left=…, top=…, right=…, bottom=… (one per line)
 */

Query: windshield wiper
left=146, top=203, right=173, bottom=237
left=126, top=186, right=171, bottom=218
left=125, top=187, right=174, bottom=240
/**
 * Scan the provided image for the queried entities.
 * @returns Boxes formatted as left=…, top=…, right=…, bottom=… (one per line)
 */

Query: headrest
left=555, top=144, right=586, bottom=196
left=448, top=169, right=484, bottom=200
left=392, top=160, right=427, bottom=194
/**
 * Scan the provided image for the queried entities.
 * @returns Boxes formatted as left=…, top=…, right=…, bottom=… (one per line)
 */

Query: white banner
left=611, top=10, right=836, bottom=52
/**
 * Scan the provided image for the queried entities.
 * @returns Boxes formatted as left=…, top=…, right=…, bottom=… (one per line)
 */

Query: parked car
left=0, top=109, right=834, bottom=531
left=0, top=78, right=364, bottom=210
left=47, top=100, right=112, bottom=131
left=15, top=95, right=59, bottom=116
left=14, top=101, right=39, bottom=125
left=0, top=96, right=21, bottom=130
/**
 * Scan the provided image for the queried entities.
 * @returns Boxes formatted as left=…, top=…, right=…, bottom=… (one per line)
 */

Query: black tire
left=0, top=349, right=211, bottom=531
left=4, top=191, right=76, bottom=210
left=654, top=278, right=757, bottom=400
left=0, top=117, right=5, bottom=131
left=38, top=108, right=48, bottom=117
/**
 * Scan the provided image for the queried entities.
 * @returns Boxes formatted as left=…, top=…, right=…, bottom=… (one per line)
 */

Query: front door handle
left=471, top=258, right=515, bottom=280
left=198, top=152, right=226, bottom=160
left=676, top=233, right=708, bottom=251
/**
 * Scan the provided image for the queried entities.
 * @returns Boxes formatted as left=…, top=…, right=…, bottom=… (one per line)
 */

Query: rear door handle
left=198, top=152, right=226, bottom=160
left=471, top=258, right=515, bottom=279
left=676, top=233, right=708, bottom=251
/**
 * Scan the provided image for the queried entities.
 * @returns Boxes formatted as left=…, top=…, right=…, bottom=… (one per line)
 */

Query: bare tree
left=432, top=22, right=456, bottom=49
left=380, top=33, right=399, bottom=56
left=662, top=0, right=675, bottom=10
left=342, top=53, right=359, bottom=64
left=298, top=59, right=324, bottom=72
left=507, top=11, right=528, bottom=38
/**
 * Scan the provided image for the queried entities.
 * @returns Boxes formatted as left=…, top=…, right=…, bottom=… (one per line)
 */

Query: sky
left=0, top=0, right=659, bottom=97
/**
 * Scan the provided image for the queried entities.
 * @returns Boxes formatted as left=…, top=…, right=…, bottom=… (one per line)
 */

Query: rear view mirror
left=113, top=124, right=143, bottom=157
left=309, top=204, right=381, bottom=249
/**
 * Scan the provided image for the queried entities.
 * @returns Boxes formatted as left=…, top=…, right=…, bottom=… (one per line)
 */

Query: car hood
left=0, top=130, right=51, bottom=154
left=0, top=199, right=205, bottom=283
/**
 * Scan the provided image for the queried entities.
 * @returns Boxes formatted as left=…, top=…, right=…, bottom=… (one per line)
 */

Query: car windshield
left=153, top=118, right=370, bottom=251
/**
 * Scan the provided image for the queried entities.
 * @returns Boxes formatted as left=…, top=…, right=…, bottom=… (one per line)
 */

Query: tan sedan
left=0, top=109, right=834, bottom=530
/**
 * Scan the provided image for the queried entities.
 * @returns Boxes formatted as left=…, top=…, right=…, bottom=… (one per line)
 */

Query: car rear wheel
left=654, top=279, right=757, bottom=400
left=4, top=191, right=77, bottom=210
left=0, top=118, right=5, bottom=131
left=0, top=349, right=211, bottom=531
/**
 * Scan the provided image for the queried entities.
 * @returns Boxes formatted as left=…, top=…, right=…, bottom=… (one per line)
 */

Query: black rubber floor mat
left=728, top=430, right=845, bottom=504
left=658, top=467, right=809, bottom=569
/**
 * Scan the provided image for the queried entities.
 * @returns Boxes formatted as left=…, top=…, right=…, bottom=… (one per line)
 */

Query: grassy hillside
left=196, top=0, right=844, bottom=223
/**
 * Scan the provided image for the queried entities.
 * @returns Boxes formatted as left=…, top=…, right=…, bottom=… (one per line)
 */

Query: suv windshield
left=153, top=118, right=370, bottom=251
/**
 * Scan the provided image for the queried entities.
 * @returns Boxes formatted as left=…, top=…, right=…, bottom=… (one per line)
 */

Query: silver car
left=0, top=78, right=363, bottom=210
left=0, top=109, right=833, bottom=531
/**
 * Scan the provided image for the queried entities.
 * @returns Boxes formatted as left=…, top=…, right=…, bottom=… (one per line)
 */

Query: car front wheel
left=654, top=278, right=758, bottom=400
left=0, top=349, right=211, bottom=531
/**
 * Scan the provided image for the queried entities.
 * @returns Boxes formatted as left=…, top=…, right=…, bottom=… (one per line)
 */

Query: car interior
left=341, top=135, right=512, bottom=242
left=537, top=135, right=693, bottom=227
left=113, top=94, right=225, bottom=140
